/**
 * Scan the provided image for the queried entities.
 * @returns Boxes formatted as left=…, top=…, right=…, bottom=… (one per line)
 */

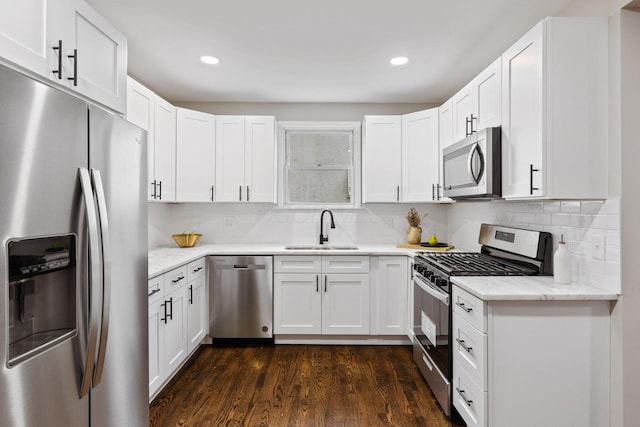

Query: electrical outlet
left=592, top=233, right=606, bottom=260
left=223, top=216, right=234, bottom=227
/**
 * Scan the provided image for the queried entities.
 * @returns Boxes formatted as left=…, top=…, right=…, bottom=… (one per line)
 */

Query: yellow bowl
left=172, top=233, right=202, bottom=248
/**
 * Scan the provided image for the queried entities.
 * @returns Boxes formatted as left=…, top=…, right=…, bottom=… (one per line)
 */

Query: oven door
left=412, top=273, right=451, bottom=416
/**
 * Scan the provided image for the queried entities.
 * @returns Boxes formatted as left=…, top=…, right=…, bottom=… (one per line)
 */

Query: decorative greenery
left=406, top=208, right=428, bottom=227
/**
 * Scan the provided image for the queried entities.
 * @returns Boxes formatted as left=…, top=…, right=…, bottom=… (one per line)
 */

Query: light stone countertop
left=451, top=275, right=619, bottom=301
left=148, top=243, right=424, bottom=278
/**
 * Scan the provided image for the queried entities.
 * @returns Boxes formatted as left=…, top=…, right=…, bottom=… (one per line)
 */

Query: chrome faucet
left=319, top=209, right=335, bottom=245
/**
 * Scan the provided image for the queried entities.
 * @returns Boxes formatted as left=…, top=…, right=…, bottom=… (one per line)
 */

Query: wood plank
left=150, top=345, right=463, bottom=427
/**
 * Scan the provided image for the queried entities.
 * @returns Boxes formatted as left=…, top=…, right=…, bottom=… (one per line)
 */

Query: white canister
left=553, top=234, right=571, bottom=284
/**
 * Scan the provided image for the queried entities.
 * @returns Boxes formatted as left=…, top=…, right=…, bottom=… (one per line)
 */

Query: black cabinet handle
left=455, top=301, right=473, bottom=313
left=530, top=164, right=540, bottom=195
left=158, top=180, right=162, bottom=200
left=247, top=186, right=250, bottom=202
left=432, top=184, right=435, bottom=201
left=456, top=387, right=473, bottom=407
left=211, top=185, right=214, bottom=201
left=239, top=185, right=242, bottom=201
left=437, top=184, right=442, bottom=200
left=189, top=285, right=193, bottom=304
left=148, top=288, right=161, bottom=297
left=456, top=338, right=473, bottom=353
left=168, top=297, right=173, bottom=321
left=465, top=117, right=471, bottom=137
left=324, top=275, right=327, bottom=293
left=396, top=185, right=400, bottom=202
left=52, top=40, right=63, bottom=79
left=316, top=275, right=319, bottom=293
left=470, top=114, right=477, bottom=134
left=161, top=301, right=168, bottom=324
left=171, top=275, right=184, bottom=284
left=67, top=49, right=77, bottom=86
left=151, top=180, right=157, bottom=199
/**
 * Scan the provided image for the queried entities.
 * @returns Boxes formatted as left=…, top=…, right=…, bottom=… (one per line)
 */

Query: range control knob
left=434, top=277, right=446, bottom=288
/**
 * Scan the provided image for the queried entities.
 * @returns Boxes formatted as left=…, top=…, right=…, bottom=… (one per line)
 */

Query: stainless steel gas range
left=411, top=224, right=552, bottom=418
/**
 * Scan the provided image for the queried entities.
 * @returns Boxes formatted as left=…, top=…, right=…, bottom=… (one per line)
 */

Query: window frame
left=277, top=121, right=362, bottom=209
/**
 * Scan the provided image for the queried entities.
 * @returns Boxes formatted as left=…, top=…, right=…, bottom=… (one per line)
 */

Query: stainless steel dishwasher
left=208, top=256, right=273, bottom=342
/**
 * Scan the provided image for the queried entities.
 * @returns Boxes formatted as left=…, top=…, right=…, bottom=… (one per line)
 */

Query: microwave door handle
left=414, top=277, right=449, bottom=305
left=467, top=143, right=484, bottom=184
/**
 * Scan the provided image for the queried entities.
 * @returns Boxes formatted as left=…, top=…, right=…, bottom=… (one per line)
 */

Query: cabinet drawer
left=274, top=256, right=321, bottom=273
left=148, top=275, right=165, bottom=305
left=453, top=313, right=487, bottom=390
left=322, top=256, right=369, bottom=274
left=452, top=286, right=486, bottom=332
left=187, top=258, right=206, bottom=281
left=165, top=265, right=188, bottom=292
left=453, top=362, right=487, bottom=427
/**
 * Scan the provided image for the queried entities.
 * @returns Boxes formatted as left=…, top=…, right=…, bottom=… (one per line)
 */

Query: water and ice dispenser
left=7, top=235, right=77, bottom=366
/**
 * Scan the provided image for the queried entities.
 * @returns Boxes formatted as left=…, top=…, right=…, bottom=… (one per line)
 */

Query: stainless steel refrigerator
left=0, top=64, right=149, bottom=426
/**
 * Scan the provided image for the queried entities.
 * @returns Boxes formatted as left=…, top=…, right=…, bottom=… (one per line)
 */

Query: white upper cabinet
left=0, top=0, right=127, bottom=113
left=127, top=78, right=178, bottom=203
left=126, top=77, right=156, bottom=200
left=451, top=57, right=501, bottom=143
left=245, top=116, right=276, bottom=203
left=364, top=111, right=443, bottom=203
left=402, top=108, right=440, bottom=202
left=61, top=0, right=127, bottom=113
left=176, top=108, right=215, bottom=202
left=215, top=115, right=276, bottom=203
left=153, top=96, right=177, bottom=202
left=0, top=0, right=62, bottom=79
left=501, top=17, right=607, bottom=199
left=362, top=116, right=402, bottom=203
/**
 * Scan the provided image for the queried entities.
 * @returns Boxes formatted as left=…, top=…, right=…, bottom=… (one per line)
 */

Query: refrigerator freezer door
left=88, top=105, right=149, bottom=427
left=0, top=66, right=89, bottom=425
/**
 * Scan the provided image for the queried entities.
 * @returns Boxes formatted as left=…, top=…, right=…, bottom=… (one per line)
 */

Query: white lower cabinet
left=274, top=256, right=369, bottom=335
left=370, top=256, right=408, bottom=335
left=186, top=258, right=208, bottom=353
left=148, top=258, right=207, bottom=400
left=452, top=285, right=610, bottom=427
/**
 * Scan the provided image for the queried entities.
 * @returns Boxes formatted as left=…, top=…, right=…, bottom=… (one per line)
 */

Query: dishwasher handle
left=216, top=264, right=267, bottom=271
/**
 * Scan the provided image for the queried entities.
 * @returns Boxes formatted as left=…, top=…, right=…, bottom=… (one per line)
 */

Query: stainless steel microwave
left=442, top=126, right=501, bottom=199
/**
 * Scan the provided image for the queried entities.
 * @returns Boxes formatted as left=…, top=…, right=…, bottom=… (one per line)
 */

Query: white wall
left=619, top=8, right=640, bottom=427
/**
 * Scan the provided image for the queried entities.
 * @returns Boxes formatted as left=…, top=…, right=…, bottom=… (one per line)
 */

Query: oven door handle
left=414, top=276, right=449, bottom=306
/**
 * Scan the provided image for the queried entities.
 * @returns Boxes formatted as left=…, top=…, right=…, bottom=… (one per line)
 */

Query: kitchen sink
left=284, top=245, right=359, bottom=250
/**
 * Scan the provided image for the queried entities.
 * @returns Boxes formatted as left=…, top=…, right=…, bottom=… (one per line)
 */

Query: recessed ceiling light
left=390, top=56, right=409, bottom=66
left=200, top=55, right=220, bottom=65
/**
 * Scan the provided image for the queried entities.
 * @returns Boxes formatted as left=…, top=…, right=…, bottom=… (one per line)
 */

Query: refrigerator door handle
left=78, top=168, right=102, bottom=398
left=91, top=169, right=111, bottom=387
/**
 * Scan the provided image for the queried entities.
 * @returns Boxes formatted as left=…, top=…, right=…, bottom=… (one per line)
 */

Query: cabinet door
left=362, top=116, right=401, bottom=202
left=176, top=108, right=215, bottom=202
left=153, top=96, right=177, bottom=202
left=501, top=21, right=544, bottom=198
left=322, top=273, right=370, bottom=335
left=163, top=287, right=188, bottom=375
left=126, top=77, right=156, bottom=200
left=215, top=116, right=246, bottom=201
left=148, top=298, right=165, bottom=399
left=0, top=0, right=61, bottom=79
left=274, top=274, right=322, bottom=334
left=245, top=116, right=275, bottom=203
left=186, top=275, right=207, bottom=354
left=475, top=57, right=502, bottom=131
left=61, top=0, right=127, bottom=113
left=372, top=257, right=408, bottom=335
left=401, top=108, right=439, bottom=202
left=451, top=83, right=475, bottom=143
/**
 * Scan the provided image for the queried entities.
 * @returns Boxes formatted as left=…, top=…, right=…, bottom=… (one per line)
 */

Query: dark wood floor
left=150, top=345, right=464, bottom=427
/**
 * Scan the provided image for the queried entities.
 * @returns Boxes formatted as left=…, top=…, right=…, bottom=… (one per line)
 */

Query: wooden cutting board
left=396, top=243, right=455, bottom=251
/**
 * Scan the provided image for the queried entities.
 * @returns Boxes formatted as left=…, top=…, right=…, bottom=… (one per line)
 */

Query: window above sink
left=277, top=121, right=362, bottom=209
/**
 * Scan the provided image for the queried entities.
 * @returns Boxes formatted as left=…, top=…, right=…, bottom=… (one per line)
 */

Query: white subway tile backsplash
left=535, top=213, right=552, bottom=225
left=552, top=214, right=572, bottom=227
left=528, top=202, right=544, bottom=213
left=543, top=202, right=561, bottom=213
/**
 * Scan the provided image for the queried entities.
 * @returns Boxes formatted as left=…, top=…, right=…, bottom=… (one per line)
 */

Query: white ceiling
left=87, top=0, right=575, bottom=104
